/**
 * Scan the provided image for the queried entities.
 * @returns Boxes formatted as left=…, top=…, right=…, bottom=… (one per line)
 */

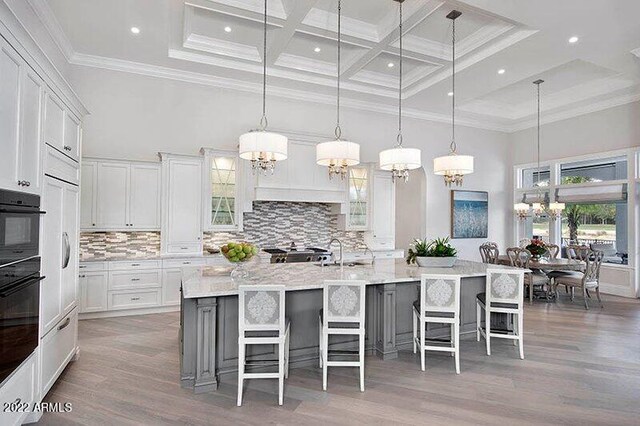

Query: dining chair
left=237, top=285, right=290, bottom=406
left=476, top=268, right=526, bottom=359
left=545, top=244, right=560, bottom=259
left=412, top=274, right=461, bottom=374
left=319, top=280, right=367, bottom=392
left=554, top=250, right=604, bottom=309
left=506, top=247, right=549, bottom=303
left=518, top=238, right=530, bottom=248
left=479, top=242, right=499, bottom=264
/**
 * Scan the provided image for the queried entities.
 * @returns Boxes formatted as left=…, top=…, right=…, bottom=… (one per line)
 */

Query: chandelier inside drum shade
left=433, top=10, right=474, bottom=186
left=239, top=0, right=287, bottom=174
left=379, top=0, right=421, bottom=183
left=316, top=0, right=360, bottom=180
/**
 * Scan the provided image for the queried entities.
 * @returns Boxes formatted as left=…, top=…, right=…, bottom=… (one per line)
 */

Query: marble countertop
left=78, top=253, right=225, bottom=263
left=182, top=259, right=522, bottom=299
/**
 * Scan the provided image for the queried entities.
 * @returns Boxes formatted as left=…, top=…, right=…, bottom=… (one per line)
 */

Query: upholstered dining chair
left=506, top=247, right=549, bottom=303
left=479, top=242, right=499, bottom=264
left=545, top=244, right=560, bottom=259
left=554, top=250, right=604, bottom=309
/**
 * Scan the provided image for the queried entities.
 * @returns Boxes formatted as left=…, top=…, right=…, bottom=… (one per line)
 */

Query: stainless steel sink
left=315, top=261, right=371, bottom=267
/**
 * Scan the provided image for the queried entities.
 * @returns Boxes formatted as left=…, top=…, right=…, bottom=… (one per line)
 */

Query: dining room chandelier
left=433, top=10, right=474, bottom=186
left=316, top=0, right=360, bottom=180
left=514, top=80, right=565, bottom=220
left=379, top=0, right=421, bottom=183
left=238, top=0, right=287, bottom=174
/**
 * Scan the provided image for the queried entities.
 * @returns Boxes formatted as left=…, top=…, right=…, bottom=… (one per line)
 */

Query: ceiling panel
left=313, top=0, right=394, bottom=25
left=409, top=7, right=489, bottom=45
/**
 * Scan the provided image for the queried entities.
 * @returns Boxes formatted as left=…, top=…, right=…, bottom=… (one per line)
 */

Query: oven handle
left=0, top=208, right=46, bottom=214
left=62, top=232, right=70, bottom=269
left=0, top=276, right=45, bottom=298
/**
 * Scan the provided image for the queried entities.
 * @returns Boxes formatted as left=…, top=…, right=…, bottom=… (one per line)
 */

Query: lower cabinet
left=0, top=352, right=38, bottom=426
left=41, top=308, right=78, bottom=397
left=162, top=269, right=182, bottom=306
left=79, top=272, right=108, bottom=313
left=108, top=289, right=161, bottom=310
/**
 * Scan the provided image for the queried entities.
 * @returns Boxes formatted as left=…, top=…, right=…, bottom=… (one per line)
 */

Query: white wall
left=69, top=65, right=512, bottom=261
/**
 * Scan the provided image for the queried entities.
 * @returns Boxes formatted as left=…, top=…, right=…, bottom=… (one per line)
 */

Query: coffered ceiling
left=31, top=0, right=640, bottom=132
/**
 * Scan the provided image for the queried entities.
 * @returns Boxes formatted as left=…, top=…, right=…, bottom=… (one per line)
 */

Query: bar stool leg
left=454, top=321, right=460, bottom=375
left=359, top=333, right=365, bottom=392
left=318, top=317, right=322, bottom=368
left=476, top=303, right=480, bottom=342
left=322, top=330, right=328, bottom=391
left=412, top=310, right=417, bottom=354
left=285, top=330, right=290, bottom=379
left=278, top=339, right=285, bottom=405
left=517, top=312, right=524, bottom=360
left=237, top=342, right=245, bottom=406
left=485, top=313, right=491, bottom=356
left=450, top=324, right=454, bottom=357
left=420, top=319, right=426, bottom=371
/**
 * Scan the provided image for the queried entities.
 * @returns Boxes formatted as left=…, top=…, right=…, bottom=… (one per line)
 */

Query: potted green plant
left=406, top=237, right=458, bottom=268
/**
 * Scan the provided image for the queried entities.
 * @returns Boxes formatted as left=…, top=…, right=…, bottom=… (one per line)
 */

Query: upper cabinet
left=44, top=91, right=81, bottom=162
left=336, top=164, right=371, bottom=231
left=253, top=140, right=344, bottom=203
left=201, top=149, right=243, bottom=231
left=81, top=159, right=161, bottom=231
left=0, top=38, right=44, bottom=195
left=160, top=154, right=202, bottom=256
left=365, top=170, right=396, bottom=250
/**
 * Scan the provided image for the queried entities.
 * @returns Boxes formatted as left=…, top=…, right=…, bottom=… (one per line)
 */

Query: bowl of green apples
left=221, top=242, right=259, bottom=279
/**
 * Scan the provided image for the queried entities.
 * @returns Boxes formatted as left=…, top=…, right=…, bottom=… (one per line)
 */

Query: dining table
left=495, top=255, right=585, bottom=301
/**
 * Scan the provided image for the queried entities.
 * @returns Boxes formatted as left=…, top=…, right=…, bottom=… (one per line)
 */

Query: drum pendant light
left=239, top=0, right=287, bottom=174
left=433, top=10, right=474, bottom=186
left=379, top=0, right=421, bottom=183
left=316, top=0, right=360, bottom=180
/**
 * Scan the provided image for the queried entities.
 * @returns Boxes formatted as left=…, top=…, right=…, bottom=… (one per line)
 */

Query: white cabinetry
left=253, top=140, right=344, bottom=203
left=0, top=37, right=43, bottom=194
left=337, top=164, right=371, bottom=231
left=79, top=272, right=108, bottom=313
left=0, top=352, right=38, bottom=426
left=365, top=171, right=396, bottom=250
left=162, top=269, right=183, bottom=306
left=41, top=309, right=78, bottom=396
left=83, top=159, right=161, bottom=231
left=44, top=91, right=81, bottom=162
left=160, top=154, right=203, bottom=255
left=201, top=149, right=244, bottom=231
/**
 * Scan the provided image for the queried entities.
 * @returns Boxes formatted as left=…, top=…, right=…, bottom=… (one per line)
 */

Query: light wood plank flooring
left=38, top=294, right=640, bottom=425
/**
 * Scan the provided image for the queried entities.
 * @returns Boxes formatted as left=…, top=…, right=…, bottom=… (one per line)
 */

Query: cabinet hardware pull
left=92, top=223, right=96, bottom=226
left=183, top=262, right=191, bottom=264
left=180, top=247, right=188, bottom=250
left=131, top=297, right=140, bottom=301
left=131, top=278, right=140, bottom=281
left=64, top=145, right=72, bottom=151
left=57, top=317, right=71, bottom=331
left=131, top=263, right=140, bottom=266
left=25, top=181, right=30, bottom=186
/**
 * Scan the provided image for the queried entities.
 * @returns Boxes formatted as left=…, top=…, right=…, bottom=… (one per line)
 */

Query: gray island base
left=179, top=259, right=520, bottom=393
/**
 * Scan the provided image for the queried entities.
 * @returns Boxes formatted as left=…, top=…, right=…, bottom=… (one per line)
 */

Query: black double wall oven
left=0, top=189, right=44, bottom=384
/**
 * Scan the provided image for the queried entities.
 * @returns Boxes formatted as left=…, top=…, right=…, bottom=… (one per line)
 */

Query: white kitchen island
left=179, top=259, right=520, bottom=393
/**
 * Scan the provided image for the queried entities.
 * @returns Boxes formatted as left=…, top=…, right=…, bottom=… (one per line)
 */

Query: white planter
left=416, top=256, right=457, bottom=268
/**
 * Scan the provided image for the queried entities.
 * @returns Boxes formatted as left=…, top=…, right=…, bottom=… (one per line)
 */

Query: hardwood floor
left=39, top=294, right=640, bottom=425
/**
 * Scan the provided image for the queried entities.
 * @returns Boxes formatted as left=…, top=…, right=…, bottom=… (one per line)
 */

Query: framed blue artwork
left=451, top=190, right=488, bottom=239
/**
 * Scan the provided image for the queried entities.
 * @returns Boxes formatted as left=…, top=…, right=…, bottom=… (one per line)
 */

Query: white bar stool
left=318, top=280, right=366, bottom=392
left=412, top=274, right=461, bottom=374
left=237, top=285, right=290, bottom=406
left=476, top=268, right=526, bottom=359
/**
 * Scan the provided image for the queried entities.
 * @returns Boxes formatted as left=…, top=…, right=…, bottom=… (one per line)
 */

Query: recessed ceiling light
left=314, top=46, right=321, bottom=53
left=497, top=68, right=506, bottom=74
left=224, top=26, right=232, bottom=33
left=448, top=92, right=454, bottom=97
left=387, top=62, right=394, bottom=68
left=568, top=36, right=579, bottom=43
left=130, top=27, right=140, bottom=34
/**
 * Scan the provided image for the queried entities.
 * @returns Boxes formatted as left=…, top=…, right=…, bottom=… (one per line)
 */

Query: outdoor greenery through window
left=521, top=166, right=550, bottom=188
left=210, top=156, right=236, bottom=226
left=561, top=156, right=627, bottom=184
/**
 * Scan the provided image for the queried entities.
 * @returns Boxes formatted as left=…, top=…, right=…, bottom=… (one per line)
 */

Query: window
left=560, top=201, right=627, bottom=264
left=522, top=214, right=550, bottom=241
left=521, top=166, right=550, bottom=188
left=560, top=156, right=627, bottom=184
left=210, top=156, right=236, bottom=227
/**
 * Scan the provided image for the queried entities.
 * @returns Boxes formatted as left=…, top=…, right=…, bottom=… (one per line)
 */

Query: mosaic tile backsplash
left=80, top=202, right=366, bottom=258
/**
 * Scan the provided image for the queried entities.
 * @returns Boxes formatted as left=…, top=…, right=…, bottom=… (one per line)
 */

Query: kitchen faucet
left=327, top=238, right=343, bottom=267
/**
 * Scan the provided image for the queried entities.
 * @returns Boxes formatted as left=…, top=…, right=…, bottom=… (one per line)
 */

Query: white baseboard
left=599, top=282, right=637, bottom=298
left=79, top=305, right=179, bottom=320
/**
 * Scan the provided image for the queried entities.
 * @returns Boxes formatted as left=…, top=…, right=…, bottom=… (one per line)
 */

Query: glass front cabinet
left=201, top=149, right=243, bottom=231
left=338, top=164, right=371, bottom=231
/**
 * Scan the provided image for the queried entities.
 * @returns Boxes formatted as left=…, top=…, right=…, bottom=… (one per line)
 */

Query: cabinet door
left=80, top=161, right=97, bottom=229
left=372, top=172, right=395, bottom=240
left=0, top=38, right=21, bottom=191
left=347, top=166, right=369, bottom=230
left=63, top=111, right=80, bottom=161
left=129, top=163, right=160, bottom=229
left=18, top=68, right=44, bottom=194
left=166, top=159, right=202, bottom=245
left=96, top=162, right=129, bottom=229
left=41, top=176, right=64, bottom=335
left=162, top=269, right=182, bottom=306
left=44, top=92, right=65, bottom=152
left=79, top=272, right=108, bottom=312
left=62, top=184, right=79, bottom=315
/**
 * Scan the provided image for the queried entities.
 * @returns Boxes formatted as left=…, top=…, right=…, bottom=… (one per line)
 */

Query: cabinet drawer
left=108, top=270, right=161, bottom=290
left=162, top=258, right=206, bottom=268
left=374, top=250, right=403, bottom=259
left=205, top=256, right=227, bottom=266
left=79, top=261, right=108, bottom=272
left=0, top=352, right=37, bottom=426
left=41, top=309, right=78, bottom=396
left=108, top=289, right=160, bottom=310
left=166, top=243, right=201, bottom=254
left=44, top=144, right=79, bottom=184
left=109, top=260, right=161, bottom=270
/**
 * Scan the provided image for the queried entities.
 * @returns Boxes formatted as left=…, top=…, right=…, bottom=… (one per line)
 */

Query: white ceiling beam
left=265, top=0, right=319, bottom=66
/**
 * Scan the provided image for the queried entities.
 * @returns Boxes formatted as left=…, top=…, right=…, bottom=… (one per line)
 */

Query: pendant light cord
left=536, top=81, right=541, bottom=193
left=260, top=0, right=268, bottom=130
left=335, top=0, right=342, bottom=139
left=397, top=1, right=403, bottom=146
left=450, top=16, right=456, bottom=154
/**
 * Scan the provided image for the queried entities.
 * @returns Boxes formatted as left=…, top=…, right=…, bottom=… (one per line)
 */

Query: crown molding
left=69, top=52, right=510, bottom=132
left=26, top=0, right=73, bottom=60
left=184, top=33, right=261, bottom=62
left=200, top=0, right=287, bottom=20
left=273, top=52, right=335, bottom=76
left=302, top=8, right=379, bottom=43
